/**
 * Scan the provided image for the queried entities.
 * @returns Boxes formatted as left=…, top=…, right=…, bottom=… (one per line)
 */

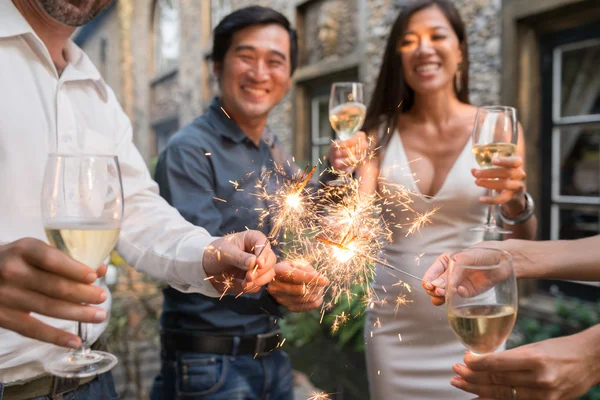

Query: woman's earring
left=455, top=63, right=462, bottom=93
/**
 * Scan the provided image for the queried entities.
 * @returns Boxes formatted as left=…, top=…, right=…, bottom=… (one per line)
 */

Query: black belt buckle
left=254, top=330, right=280, bottom=357
left=51, top=377, right=80, bottom=398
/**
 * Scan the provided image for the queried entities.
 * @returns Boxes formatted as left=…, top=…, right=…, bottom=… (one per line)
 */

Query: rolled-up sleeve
left=113, top=121, right=221, bottom=298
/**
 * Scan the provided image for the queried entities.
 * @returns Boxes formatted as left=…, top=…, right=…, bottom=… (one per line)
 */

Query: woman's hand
left=472, top=156, right=527, bottom=215
left=327, top=131, right=369, bottom=173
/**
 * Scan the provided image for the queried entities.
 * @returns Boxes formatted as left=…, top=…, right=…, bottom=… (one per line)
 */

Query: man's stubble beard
left=35, top=0, right=115, bottom=27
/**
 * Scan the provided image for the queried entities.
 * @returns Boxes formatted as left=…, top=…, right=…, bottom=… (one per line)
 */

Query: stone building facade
left=77, top=0, right=600, bottom=297
left=78, top=0, right=504, bottom=162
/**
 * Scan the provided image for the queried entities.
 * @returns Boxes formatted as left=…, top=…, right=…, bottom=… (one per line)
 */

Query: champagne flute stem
left=486, top=189, right=496, bottom=227
left=75, top=321, right=91, bottom=356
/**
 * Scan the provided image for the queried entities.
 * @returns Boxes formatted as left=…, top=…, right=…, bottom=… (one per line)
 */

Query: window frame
left=310, top=94, right=335, bottom=169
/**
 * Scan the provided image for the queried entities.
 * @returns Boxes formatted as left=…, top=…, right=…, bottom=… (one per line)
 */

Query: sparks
left=250, top=152, right=438, bottom=336
left=307, top=392, right=331, bottom=400
left=394, top=294, right=413, bottom=315
left=218, top=273, right=234, bottom=300
left=254, top=164, right=319, bottom=259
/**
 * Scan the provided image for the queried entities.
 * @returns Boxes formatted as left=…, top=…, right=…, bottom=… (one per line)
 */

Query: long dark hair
left=363, top=0, right=470, bottom=146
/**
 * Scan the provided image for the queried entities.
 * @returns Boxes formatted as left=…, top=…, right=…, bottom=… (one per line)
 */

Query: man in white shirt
left=0, top=0, right=277, bottom=397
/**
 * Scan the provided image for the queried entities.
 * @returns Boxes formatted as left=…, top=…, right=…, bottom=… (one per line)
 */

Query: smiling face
left=214, top=23, right=292, bottom=122
left=397, top=5, right=463, bottom=97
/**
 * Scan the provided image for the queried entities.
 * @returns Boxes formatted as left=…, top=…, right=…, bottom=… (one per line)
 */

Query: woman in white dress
left=354, top=1, right=538, bottom=398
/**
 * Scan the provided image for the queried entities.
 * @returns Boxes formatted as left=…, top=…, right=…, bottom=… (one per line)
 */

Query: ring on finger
left=511, top=386, right=517, bottom=400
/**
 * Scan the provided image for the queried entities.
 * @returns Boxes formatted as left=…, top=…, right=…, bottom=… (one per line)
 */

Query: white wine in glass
left=41, top=154, right=123, bottom=378
left=470, top=106, right=519, bottom=234
left=45, top=220, right=120, bottom=269
left=329, top=82, right=366, bottom=141
left=446, top=248, right=518, bottom=355
left=472, top=142, right=516, bottom=169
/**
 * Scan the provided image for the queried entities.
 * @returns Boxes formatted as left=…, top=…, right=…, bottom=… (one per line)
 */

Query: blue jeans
left=0, top=372, right=119, bottom=400
left=150, top=351, right=293, bottom=400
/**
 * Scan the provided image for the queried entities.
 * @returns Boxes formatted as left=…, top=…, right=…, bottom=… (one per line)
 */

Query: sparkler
left=307, top=392, right=331, bottom=400
left=255, top=164, right=318, bottom=260
left=249, top=154, right=437, bottom=330
left=315, top=236, right=427, bottom=283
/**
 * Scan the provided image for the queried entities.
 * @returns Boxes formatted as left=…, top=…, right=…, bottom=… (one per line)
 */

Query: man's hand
left=203, top=230, right=276, bottom=295
left=0, top=238, right=108, bottom=349
left=267, top=260, right=329, bottom=312
left=450, top=327, right=600, bottom=400
left=327, top=131, right=369, bottom=173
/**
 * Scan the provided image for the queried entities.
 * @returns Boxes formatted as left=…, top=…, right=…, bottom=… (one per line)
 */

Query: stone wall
left=302, top=0, right=358, bottom=66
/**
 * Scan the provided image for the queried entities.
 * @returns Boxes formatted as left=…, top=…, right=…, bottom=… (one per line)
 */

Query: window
left=153, top=0, right=180, bottom=74
left=311, top=94, right=335, bottom=171
left=540, top=23, right=600, bottom=298
left=549, top=38, right=600, bottom=241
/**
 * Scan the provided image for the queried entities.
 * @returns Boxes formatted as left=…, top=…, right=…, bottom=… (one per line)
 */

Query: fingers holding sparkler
left=422, top=252, right=451, bottom=305
left=202, top=230, right=276, bottom=295
left=267, top=260, right=329, bottom=312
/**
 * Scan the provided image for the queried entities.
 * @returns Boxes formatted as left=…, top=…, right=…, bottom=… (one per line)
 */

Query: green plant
left=512, top=297, right=600, bottom=399
left=280, top=285, right=369, bottom=399
left=148, top=156, right=159, bottom=178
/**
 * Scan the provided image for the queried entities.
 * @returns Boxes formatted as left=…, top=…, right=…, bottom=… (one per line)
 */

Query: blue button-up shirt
left=155, top=97, right=305, bottom=336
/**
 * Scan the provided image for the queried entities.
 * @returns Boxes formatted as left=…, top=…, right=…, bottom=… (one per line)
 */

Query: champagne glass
left=41, top=154, right=123, bottom=378
left=328, top=82, right=366, bottom=185
left=471, top=106, right=518, bottom=234
left=329, top=82, right=366, bottom=141
left=446, top=248, right=518, bottom=355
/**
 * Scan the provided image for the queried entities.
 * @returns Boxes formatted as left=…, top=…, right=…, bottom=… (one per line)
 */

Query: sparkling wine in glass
left=446, top=247, right=518, bottom=355
left=470, top=106, right=518, bottom=234
left=329, top=82, right=366, bottom=141
left=41, top=154, right=123, bottom=378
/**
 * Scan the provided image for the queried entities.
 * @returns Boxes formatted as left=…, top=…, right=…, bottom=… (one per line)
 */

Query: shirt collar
left=209, top=97, right=274, bottom=147
left=0, top=1, right=31, bottom=39
left=63, top=41, right=108, bottom=101
left=0, top=1, right=108, bottom=101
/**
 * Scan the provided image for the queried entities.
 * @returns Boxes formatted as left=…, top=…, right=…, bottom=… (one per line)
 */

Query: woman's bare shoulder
left=460, top=103, right=479, bottom=118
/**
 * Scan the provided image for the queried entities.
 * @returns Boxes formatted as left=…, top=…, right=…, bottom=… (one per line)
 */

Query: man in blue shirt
left=151, top=6, right=364, bottom=399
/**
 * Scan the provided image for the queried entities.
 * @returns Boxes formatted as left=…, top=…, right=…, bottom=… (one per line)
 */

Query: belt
left=162, top=329, right=283, bottom=358
left=3, top=375, right=96, bottom=400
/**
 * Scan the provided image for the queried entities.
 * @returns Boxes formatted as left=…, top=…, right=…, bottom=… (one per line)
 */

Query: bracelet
left=499, top=192, right=535, bottom=226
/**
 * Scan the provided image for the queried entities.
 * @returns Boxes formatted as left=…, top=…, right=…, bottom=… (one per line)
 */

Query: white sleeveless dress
left=365, top=131, right=488, bottom=399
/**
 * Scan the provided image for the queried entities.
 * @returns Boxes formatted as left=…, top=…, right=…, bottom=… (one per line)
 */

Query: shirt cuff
left=171, top=232, right=221, bottom=298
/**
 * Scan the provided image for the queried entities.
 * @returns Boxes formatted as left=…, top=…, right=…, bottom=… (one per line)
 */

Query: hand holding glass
left=446, top=248, right=517, bottom=355
left=41, top=154, right=123, bottom=378
left=471, top=106, right=518, bottom=234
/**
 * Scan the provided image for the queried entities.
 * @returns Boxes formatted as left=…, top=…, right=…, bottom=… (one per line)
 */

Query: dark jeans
left=0, top=372, right=119, bottom=400
left=150, top=350, right=293, bottom=400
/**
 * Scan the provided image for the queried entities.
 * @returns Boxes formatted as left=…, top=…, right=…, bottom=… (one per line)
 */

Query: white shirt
left=0, top=1, right=220, bottom=383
